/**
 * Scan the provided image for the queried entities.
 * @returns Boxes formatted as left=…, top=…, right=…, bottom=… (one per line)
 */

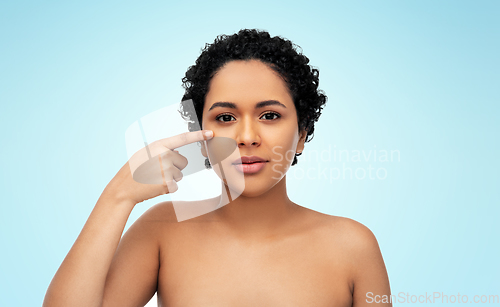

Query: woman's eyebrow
left=208, top=100, right=287, bottom=111
left=256, top=100, right=287, bottom=109
left=208, top=102, right=236, bottom=111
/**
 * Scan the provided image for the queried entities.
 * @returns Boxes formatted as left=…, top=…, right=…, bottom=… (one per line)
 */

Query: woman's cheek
left=271, top=145, right=285, bottom=163
left=271, top=163, right=285, bottom=180
left=270, top=145, right=294, bottom=168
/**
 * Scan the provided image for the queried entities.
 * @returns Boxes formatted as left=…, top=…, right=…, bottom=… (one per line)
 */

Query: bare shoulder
left=327, top=215, right=379, bottom=248
left=300, top=209, right=388, bottom=293
left=135, top=200, right=219, bottom=238
left=140, top=197, right=222, bottom=223
left=136, top=201, right=178, bottom=223
left=298, top=207, right=381, bottom=255
left=125, top=201, right=179, bottom=239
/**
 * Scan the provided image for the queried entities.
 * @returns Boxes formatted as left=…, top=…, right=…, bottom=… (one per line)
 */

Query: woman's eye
left=215, top=112, right=280, bottom=122
left=216, top=114, right=236, bottom=122
left=260, top=112, right=281, bottom=120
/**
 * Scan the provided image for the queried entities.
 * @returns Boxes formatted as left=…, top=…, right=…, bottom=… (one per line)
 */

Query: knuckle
left=162, top=149, right=173, bottom=158
left=175, top=171, right=184, bottom=181
left=164, top=164, right=176, bottom=173
left=164, top=180, right=178, bottom=193
left=179, top=157, right=189, bottom=169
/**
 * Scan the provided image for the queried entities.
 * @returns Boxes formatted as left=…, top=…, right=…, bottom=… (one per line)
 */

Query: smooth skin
left=43, top=60, right=391, bottom=307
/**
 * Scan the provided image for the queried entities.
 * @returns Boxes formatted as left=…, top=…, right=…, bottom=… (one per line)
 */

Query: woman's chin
left=238, top=178, right=283, bottom=198
left=213, top=160, right=289, bottom=200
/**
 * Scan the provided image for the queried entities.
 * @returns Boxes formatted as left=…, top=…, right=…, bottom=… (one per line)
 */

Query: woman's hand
left=101, top=130, right=213, bottom=206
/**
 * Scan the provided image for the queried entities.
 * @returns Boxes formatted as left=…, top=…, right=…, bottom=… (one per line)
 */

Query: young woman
left=44, top=29, right=391, bottom=307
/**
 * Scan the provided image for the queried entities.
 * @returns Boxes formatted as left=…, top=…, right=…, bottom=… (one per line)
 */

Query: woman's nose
left=236, top=117, right=261, bottom=147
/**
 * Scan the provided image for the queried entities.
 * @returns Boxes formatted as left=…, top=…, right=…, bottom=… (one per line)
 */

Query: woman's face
left=202, top=59, right=306, bottom=197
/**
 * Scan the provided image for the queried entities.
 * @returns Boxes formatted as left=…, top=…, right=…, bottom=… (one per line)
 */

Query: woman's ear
left=296, top=129, right=307, bottom=154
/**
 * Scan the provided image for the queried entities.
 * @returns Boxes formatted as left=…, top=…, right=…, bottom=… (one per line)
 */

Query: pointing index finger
left=162, top=130, right=213, bottom=150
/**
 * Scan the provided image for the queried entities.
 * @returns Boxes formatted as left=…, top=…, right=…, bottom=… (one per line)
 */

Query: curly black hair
left=179, top=29, right=327, bottom=167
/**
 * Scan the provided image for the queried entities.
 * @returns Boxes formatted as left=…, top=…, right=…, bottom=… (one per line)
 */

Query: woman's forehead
left=205, top=60, right=293, bottom=108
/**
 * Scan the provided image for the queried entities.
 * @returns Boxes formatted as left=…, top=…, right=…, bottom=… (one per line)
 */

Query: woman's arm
left=348, top=221, right=392, bottom=307
left=43, top=130, right=212, bottom=306
left=100, top=202, right=165, bottom=307
left=43, top=194, right=136, bottom=307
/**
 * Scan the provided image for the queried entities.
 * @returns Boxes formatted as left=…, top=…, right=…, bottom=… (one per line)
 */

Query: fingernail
left=204, top=130, right=213, bottom=138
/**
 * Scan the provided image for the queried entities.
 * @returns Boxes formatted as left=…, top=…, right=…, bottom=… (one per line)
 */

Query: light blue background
left=1, top=1, right=498, bottom=306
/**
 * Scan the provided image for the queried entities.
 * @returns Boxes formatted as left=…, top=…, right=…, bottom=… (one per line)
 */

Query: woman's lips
left=233, top=162, right=267, bottom=174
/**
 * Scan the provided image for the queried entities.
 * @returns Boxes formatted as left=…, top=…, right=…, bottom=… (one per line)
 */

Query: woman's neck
left=214, top=175, right=299, bottom=239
